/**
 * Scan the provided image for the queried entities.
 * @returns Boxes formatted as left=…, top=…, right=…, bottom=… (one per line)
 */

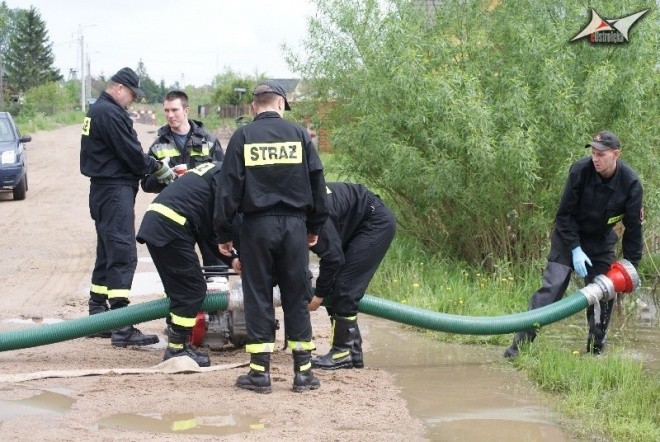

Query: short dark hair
left=164, top=90, right=189, bottom=108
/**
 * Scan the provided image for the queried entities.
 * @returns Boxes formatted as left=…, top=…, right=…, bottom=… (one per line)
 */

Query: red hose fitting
left=189, top=312, right=207, bottom=347
left=605, top=260, right=639, bottom=293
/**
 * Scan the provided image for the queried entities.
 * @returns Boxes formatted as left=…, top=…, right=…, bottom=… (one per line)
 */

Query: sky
left=4, top=0, right=317, bottom=87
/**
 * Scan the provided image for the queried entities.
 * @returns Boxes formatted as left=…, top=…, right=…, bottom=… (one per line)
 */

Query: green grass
left=15, top=110, right=85, bottom=133
left=514, top=342, right=660, bottom=442
left=365, top=235, right=659, bottom=441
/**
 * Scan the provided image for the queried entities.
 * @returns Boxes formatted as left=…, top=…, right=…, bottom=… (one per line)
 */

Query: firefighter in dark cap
left=504, top=131, right=643, bottom=357
left=215, top=80, right=328, bottom=393
left=80, top=67, right=176, bottom=347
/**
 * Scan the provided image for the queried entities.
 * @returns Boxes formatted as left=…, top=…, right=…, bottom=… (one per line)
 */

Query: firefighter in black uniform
left=141, top=90, right=227, bottom=280
left=137, top=163, right=237, bottom=367
left=504, top=131, right=643, bottom=357
left=215, top=80, right=328, bottom=393
left=308, top=182, right=396, bottom=370
left=80, top=67, right=176, bottom=346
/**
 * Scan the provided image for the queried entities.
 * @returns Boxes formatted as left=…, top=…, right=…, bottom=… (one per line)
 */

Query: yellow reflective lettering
left=244, top=142, right=303, bottom=166
left=81, top=117, right=91, bottom=136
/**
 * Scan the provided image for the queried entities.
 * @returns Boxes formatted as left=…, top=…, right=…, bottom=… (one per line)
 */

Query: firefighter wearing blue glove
left=504, top=131, right=643, bottom=357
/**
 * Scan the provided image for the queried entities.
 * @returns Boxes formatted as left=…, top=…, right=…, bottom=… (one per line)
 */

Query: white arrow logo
left=571, top=8, right=650, bottom=42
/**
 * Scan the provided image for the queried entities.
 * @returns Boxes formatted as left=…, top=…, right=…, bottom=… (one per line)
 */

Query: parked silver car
left=0, top=112, right=31, bottom=200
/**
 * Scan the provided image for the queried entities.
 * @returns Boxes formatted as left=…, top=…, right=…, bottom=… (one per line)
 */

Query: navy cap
left=586, top=131, right=620, bottom=151
left=111, top=67, right=145, bottom=98
left=253, top=80, right=291, bottom=110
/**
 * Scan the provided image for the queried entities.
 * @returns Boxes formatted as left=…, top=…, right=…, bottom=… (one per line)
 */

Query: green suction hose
left=0, top=289, right=591, bottom=352
left=0, top=292, right=229, bottom=352
left=358, top=292, right=588, bottom=334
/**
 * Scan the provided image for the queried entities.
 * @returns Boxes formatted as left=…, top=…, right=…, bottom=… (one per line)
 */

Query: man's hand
left=154, top=161, right=175, bottom=185
left=231, top=257, right=241, bottom=275
left=308, top=295, right=323, bottom=312
left=219, top=241, right=233, bottom=257
left=571, top=246, right=592, bottom=278
left=307, top=234, right=318, bottom=247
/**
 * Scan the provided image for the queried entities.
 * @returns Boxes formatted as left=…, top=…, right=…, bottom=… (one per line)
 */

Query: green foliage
left=3, top=6, right=61, bottom=94
left=514, top=343, right=660, bottom=442
left=135, top=60, right=167, bottom=104
left=14, top=109, right=84, bottom=133
left=210, top=67, right=264, bottom=105
left=19, top=81, right=76, bottom=117
left=290, top=0, right=660, bottom=264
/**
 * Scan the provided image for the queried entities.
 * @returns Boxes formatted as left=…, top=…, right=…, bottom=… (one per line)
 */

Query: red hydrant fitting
left=606, top=260, right=639, bottom=294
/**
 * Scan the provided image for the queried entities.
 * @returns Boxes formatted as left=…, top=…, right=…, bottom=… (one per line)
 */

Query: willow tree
left=288, top=0, right=659, bottom=265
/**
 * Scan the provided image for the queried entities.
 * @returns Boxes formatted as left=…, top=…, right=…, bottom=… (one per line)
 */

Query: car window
left=0, top=119, right=14, bottom=142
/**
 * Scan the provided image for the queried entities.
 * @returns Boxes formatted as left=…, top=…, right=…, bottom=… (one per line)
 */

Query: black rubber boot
left=164, top=327, right=210, bottom=367
left=293, top=350, right=320, bottom=392
left=312, top=316, right=355, bottom=370
left=111, top=325, right=159, bottom=347
left=236, top=353, right=272, bottom=394
left=351, top=321, right=364, bottom=369
left=503, top=330, right=536, bottom=358
left=586, top=300, right=612, bottom=355
left=87, top=294, right=111, bottom=338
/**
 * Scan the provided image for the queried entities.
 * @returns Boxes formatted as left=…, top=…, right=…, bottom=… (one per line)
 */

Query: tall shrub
left=289, top=0, right=659, bottom=265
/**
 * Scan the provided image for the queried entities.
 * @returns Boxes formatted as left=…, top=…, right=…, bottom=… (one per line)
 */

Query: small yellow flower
left=459, top=299, right=464, bottom=304
left=413, top=283, right=420, bottom=288
left=572, top=351, right=580, bottom=356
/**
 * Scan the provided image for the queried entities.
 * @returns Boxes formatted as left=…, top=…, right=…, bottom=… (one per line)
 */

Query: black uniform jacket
left=137, top=163, right=234, bottom=266
left=141, top=120, right=224, bottom=193
left=554, top=156, right=643, bottom=267
left=311, top=182, right=375, bottom=298
left=214, top=111, right=327, bottom=243
left=80, top=91, right=159, bottom=181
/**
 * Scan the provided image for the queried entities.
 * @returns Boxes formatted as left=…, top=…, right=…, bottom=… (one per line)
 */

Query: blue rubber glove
left=571, top=246, right=592, bottom=278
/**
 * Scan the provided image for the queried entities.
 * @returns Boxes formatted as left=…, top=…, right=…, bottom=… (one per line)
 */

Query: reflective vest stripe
left=245, top=343, right=275, bottom=354
left=148, top=203, right=186, bottom=226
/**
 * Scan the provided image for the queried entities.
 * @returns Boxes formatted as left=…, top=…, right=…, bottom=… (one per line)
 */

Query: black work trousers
left=89, top=182, right=138, bottom=308
left=327, top=199, right=397, bottom=317
left=240, top=214, right=312, bottom=344
left=524, top=229, right=617, bottom=339
left=146, top=239, right=207, bottom=328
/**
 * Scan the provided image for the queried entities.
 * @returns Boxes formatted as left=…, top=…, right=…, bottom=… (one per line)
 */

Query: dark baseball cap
left=586, top=131, right=620, bottom=151
left=253, top=80, right=291, bottom=110
left=111, top=67, right=145, bottom=98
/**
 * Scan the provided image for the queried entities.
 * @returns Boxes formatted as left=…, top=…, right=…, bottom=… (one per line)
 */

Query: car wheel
left=13, top=175, right=27, bottom=200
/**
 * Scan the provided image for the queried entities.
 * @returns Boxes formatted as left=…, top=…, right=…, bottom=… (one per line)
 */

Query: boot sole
left=312, top=361, right=354, bottom=370
left=236, top=383, right=272, bottom=394
left=293, top=384, right=320, bottom=392
left=111, top=337, right=160, bottom=348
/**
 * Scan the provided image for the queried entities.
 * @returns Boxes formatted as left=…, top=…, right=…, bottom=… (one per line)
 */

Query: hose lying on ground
left=0, top=260, right=638, bottom=352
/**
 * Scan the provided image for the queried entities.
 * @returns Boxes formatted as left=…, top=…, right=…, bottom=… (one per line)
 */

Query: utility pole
left=80, top=27, right=85, bottom=113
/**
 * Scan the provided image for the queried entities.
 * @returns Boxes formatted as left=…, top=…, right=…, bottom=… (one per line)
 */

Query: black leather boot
left=236, top=353, right=272, bottom=394
left=87, top=294, right=111, bottom=338
left=503, top=330, right=536, bottom=358
left=164, top=327, right=210, bottom=367
left=293, top=350, right=320, bottom=392
left=312, top=316, right=355, bottom=370
left=111, top=325, right=159, bottom=347
left=351, top=320, right=364, bottom=369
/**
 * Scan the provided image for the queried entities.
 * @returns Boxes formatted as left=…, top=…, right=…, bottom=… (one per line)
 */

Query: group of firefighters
left=80, top=67, right=643, bottom=394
